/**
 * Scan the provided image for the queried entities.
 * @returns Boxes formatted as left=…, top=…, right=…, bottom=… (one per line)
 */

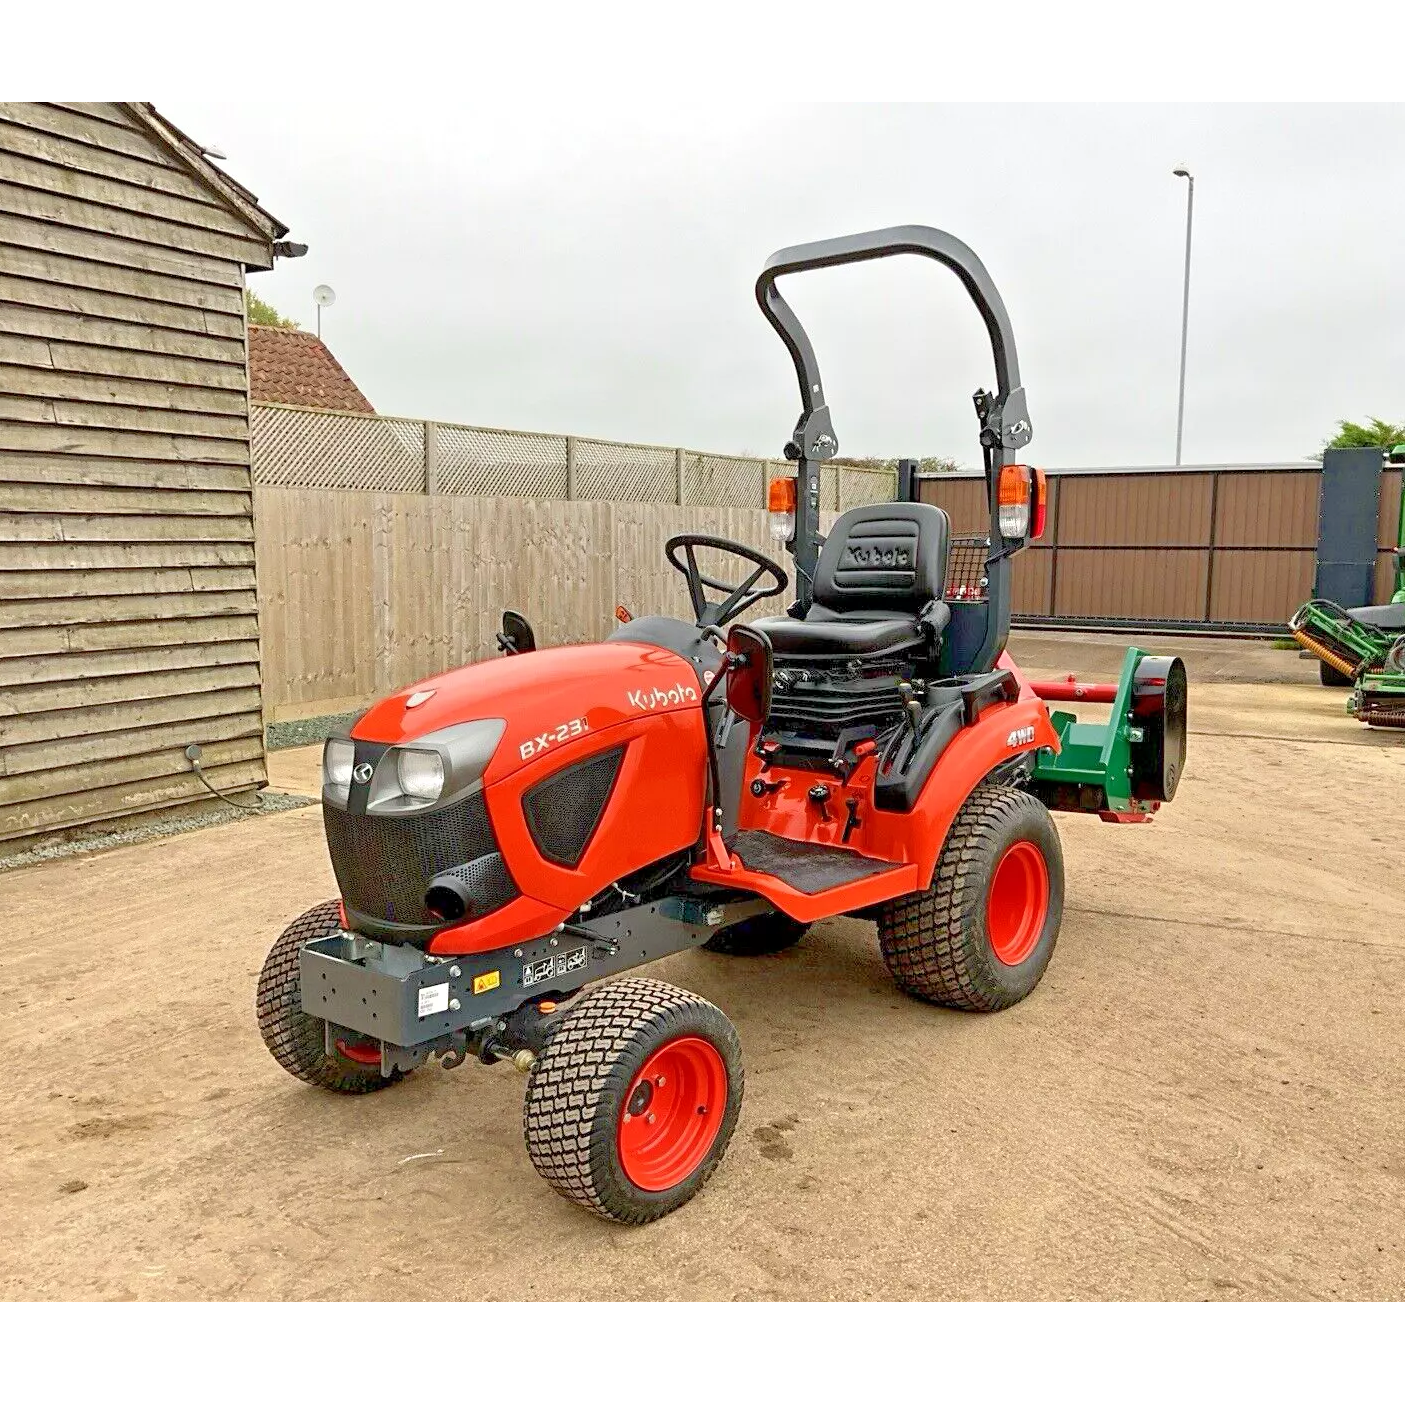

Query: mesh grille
left=521, top=745, right=625, bottom=867
left=323, top=791, right=515, bottom=926
left=945, top=534, right=989, bottom=601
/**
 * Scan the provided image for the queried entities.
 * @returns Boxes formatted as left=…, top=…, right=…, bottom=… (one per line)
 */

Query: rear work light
left=767, top=476, right=797, bottom=542
left=997, top=464, right=1032, bottom=539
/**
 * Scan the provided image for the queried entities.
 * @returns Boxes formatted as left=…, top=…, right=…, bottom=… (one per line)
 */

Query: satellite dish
left=313, top=285, right=337, bottom=308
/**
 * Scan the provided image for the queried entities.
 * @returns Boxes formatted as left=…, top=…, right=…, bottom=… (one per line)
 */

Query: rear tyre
left=876, top=784, right=1064, bottom=1013
left=1320, top=658, right=1353, bottom=687
left=703, top=911, right=807, bottom=956
left=256, top=900, right=404, bottom=1095
left=523, top=977, right=742, bottom=1224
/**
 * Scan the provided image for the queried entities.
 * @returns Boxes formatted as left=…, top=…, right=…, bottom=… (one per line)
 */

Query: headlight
left=323, top=738, right=354, bottom=801
left=397, top=748, right=445, bottom=802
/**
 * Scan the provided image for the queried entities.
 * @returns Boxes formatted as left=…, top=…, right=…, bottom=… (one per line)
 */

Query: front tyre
left=523, top=977, right=743, bottom=1224
left=256, top=900, right=404, bottom=1095
left=877, top=785, right=1064, bottom=1013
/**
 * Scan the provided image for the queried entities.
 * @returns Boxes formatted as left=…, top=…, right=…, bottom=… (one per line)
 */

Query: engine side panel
left=427, top=707, right=709, bottom=955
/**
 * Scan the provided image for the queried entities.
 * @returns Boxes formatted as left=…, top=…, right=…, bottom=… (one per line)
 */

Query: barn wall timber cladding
left=0, top=102, right=284, bottom=842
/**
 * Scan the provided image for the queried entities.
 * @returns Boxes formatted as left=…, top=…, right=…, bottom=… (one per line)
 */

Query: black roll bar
left=755, top=225, right=1033, bottom=672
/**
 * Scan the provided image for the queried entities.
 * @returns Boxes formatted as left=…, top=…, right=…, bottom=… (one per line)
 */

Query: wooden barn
left=0, top=102, right=294, bottom=847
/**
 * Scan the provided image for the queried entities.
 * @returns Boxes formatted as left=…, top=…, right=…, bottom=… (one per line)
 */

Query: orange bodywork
left=352, top=643, right=711, bottom=957
left=345, top=641, right=1060, bottom=950
left=688, top=651, right=1061, bottom=922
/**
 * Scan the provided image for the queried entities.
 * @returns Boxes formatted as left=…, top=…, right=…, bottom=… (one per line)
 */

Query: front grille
left=323, top=790, right=517, bottom=928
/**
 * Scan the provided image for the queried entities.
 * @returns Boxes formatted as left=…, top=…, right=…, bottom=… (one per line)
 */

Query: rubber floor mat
left=729, top=829, right=899, bottom=895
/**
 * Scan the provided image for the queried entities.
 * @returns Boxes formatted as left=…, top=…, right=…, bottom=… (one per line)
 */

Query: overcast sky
left=175, top=101, right=1404, bottom=468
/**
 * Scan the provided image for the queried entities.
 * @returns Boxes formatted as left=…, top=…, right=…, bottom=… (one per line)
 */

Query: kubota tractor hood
left=352, top=640, right=708, bottom=787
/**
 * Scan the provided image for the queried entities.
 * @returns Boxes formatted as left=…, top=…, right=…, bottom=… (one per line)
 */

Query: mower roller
left=257, top=226, right=1190, bottom=1224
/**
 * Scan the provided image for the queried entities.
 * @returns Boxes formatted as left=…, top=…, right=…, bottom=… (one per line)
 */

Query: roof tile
left=248, top=325, right=375, bottom=414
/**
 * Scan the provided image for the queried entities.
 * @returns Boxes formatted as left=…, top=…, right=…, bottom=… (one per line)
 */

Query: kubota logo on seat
left=626, top=684, right=699, bottom=711
left=845, top=544, right=910, bottom=568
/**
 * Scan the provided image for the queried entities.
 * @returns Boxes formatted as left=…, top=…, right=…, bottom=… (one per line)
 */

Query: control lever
left=807, top=783, right=832, bottom=821
left=896, top=681, right=923, bottom=735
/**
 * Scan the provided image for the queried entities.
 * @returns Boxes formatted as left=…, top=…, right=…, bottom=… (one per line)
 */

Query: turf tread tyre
left=523, top=976, right=742, bottom=1224
left=702, top=911, right=807, bottom=956
left=256, top=900, right=404, bottom=1095
left=877, top=784, right=1063, bottom=1013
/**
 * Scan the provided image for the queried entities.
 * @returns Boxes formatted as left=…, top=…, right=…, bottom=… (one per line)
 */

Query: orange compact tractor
left=258, top=227, right=1188, bottom=1223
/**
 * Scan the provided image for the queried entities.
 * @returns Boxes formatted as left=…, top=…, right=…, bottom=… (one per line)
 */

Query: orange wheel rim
left=985, top=840, right=1050, bottom=967
left=617, top=1037, right=727, bottom=1192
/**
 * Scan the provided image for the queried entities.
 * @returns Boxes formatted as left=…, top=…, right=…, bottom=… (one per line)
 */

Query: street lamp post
left=1172, top=165, right=1195, bottom=466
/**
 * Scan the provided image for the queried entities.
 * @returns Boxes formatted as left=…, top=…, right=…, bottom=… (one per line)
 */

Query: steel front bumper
left=299, top=929, right=592, bottom=1051
left=299, top=896, right=765, bottom=1063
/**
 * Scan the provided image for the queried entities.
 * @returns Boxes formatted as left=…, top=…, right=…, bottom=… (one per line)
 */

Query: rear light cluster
left=996, top=464, right=1047, bottom=542
left=767, top=476, right=796, bottom=542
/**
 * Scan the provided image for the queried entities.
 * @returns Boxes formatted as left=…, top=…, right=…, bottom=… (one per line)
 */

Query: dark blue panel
left=1314, top=448, right=1382, bottom=608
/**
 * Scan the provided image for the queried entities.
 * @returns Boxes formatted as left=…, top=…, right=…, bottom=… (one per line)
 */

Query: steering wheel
left=664, top=533, right=789, bottom=628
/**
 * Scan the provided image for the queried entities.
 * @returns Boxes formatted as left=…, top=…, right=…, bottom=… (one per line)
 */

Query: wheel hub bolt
left=646, top=1113, right=656, bottom=1125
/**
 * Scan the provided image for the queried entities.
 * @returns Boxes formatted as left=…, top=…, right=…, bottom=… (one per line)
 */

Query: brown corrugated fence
left=920, top=465, right=1402, bottom=629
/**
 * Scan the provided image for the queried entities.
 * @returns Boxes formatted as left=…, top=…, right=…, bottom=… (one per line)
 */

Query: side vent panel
left=521, top=744, right=626, bottom=867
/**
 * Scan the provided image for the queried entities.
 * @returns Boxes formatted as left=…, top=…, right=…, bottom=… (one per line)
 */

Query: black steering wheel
left=664, top=533, right=789, bottom=628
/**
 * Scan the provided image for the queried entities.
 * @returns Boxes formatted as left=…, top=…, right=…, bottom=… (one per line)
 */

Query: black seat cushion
left=1348, top=601, right=1405, bottom=631
left=750, top=607, right=924, bottom=659
left=812, top=502, right=950, bottom=614
left=751, top=502, right=951, bottom=661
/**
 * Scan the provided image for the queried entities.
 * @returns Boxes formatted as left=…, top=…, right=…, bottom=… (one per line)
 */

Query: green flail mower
left=1289, top=445, right=1405, bottom=728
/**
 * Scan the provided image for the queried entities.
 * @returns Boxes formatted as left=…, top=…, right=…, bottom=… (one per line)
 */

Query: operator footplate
left=729, top=829, right=899, bottom=895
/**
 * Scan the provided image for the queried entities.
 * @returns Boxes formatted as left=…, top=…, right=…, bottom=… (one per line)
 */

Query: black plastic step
left=729, top=829, right=899, bottom=895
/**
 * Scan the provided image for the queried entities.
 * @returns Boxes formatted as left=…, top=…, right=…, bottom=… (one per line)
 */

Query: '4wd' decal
left=1006, top=725, right=1036, bottom=747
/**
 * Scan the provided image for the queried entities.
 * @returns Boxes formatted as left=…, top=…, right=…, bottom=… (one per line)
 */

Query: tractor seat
left=753, top=502, right=951, bottom=662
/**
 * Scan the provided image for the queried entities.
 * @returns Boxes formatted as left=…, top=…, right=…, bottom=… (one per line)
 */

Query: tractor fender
left=904, top=690, right=1060, bottom=888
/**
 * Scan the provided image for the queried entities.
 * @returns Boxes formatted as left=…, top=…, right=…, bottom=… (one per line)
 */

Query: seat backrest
left=811, top=502, right=950, bottom=615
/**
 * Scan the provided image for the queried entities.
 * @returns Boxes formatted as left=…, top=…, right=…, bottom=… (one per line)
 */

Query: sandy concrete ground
left=3, top=655, right=1403, bottom=1301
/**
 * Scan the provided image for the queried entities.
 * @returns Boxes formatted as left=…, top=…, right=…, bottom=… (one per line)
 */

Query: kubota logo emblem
left=627, top=684, right=699, bottom=711
left=845, top=544, right=910, bottom=568
left=352, top=762, right=374, bottom=783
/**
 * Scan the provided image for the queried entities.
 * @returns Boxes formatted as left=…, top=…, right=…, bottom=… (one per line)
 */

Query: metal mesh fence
left=250, top=404, right=900, bottom=509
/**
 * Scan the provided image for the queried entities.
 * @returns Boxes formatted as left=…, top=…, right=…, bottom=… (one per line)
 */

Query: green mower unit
left=1289, top=444, right=1405, bottom=727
